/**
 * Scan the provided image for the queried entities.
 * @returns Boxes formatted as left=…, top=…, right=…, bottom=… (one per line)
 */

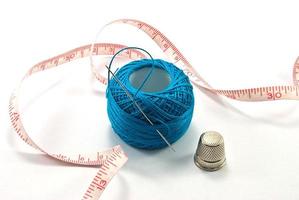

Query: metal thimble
left=194, top=131, right=226, bottom=171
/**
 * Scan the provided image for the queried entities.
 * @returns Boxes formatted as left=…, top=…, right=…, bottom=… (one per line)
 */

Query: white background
left=1, top=0, right=299, bottom=199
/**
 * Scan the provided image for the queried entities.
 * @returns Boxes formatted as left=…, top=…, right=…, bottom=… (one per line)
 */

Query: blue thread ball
left=106, top=59, right=194, bottom=149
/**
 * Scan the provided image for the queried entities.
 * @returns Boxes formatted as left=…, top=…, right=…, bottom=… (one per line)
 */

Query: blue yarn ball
left=106, top=59, right=194, bottom=149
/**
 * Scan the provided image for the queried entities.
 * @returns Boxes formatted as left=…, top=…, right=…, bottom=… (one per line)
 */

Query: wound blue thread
left=106, top=56, right=194, bottom=149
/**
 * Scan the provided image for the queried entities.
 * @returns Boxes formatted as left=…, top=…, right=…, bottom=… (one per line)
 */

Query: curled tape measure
left=9, top=19, right=299, bottom=199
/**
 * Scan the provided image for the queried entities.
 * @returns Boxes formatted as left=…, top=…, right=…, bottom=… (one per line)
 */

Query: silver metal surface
left=194, top=131, right=226, bottom=171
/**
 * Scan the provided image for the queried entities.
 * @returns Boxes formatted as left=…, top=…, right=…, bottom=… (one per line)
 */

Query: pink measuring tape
left=9, top=19, right=299, bottom=199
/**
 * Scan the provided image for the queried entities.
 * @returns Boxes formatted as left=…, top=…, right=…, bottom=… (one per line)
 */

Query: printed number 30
left=267, top=92, right=282, bottom=100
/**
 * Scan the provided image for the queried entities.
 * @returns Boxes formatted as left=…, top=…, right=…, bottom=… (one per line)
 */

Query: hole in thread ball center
left=129, top=66, right=171, bottom=93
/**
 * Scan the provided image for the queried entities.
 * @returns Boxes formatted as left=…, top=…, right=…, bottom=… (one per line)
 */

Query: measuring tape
left=9, top=19, right=299, bottom=200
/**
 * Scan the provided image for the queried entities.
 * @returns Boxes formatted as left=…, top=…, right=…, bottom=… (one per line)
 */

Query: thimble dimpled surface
left=194, top=131, right=226, bottom=171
